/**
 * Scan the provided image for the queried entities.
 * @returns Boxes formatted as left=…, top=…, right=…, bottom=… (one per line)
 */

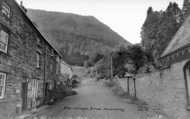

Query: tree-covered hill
left=141, top=2, right=183, bottom=63
left=27, top=9, right=131, bottom=66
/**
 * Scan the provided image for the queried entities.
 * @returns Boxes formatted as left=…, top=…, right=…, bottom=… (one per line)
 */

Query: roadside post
left=124, top=73, right=136, bottom=98
left=133, top=77, right=136, bottom=98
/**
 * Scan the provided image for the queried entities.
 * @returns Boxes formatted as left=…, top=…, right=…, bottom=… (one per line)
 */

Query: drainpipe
left=43, top=45, right=47, bottom=104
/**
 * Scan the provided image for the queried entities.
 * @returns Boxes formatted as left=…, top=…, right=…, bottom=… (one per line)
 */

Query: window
left=0, top=72, right=6, bottom=99
left=0, top=30, right=9, bottom=53
left=36, top=38, right=41, bottom=46
left=1, top=2, right=11, bottom=18
left=50, top=63, right=53, bottom=72
left=51, top=50, right=54, bottom=57
left=56, top=57, right=60, bottom=74
left=36, top=53, right=40, bottom=68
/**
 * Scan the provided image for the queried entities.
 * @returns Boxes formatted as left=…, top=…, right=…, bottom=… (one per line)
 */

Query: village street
left=26, top=78, right=165, bottom=119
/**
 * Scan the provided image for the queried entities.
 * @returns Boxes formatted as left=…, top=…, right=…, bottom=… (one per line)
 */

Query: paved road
left=30, top=79, right=164, bottom=119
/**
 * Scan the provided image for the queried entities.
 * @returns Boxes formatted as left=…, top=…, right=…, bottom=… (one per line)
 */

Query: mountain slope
left=27, top=9, right=131, bottom=65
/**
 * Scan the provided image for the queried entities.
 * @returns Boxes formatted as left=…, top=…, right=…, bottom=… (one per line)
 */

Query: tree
left=127, top=45, right=147, bottom=74
left=112, top=45, right=152, bottom=77
left=112, top=47, right=130, bottom=77
left=86, top=53, right=104, bottom=67
left=141, top=2, right=183, bottom=65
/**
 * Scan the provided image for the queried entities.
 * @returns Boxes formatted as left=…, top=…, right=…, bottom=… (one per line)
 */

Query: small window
left=0, top=72, right=6, bottom=99
left=56, top=57, right=60, bottom=74
left=1, top=2, right=11, bottom=18
left=0, top=30, right=9, bottom=53
left=50, top=63, right=53, bottom=72
left=51, top=49, right=54, bottom=57
left=36, top=38, right=41, bottom=46
left=36, top=53, right=40, bottom=68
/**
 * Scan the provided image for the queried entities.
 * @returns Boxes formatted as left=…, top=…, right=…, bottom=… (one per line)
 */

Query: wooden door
left=21, top=82, right=28, bottom=111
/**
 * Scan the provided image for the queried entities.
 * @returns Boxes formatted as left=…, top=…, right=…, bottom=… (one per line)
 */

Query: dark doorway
left=21, top=82, right=28, bottom=111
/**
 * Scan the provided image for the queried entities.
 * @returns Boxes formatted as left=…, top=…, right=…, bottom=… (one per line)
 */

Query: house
left=60, top=61, right=73, bottom=84
left=0, top=0, right=62, bottom=118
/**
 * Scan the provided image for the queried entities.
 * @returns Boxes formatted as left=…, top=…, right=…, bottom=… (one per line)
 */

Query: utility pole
left=110, top=52, right=113, bottom=80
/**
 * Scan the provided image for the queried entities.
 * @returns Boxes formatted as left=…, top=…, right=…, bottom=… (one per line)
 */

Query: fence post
left=134, top=77, right=136, bottom=98
left=127, top=77, right=130, bottom=95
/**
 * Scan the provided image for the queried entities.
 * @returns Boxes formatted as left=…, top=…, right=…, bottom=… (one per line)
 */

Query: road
left=29, top=79, right=164, bottom=119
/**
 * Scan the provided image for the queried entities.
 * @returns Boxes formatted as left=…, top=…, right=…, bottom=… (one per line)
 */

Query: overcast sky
left=16, top=0, right=183, bottom=44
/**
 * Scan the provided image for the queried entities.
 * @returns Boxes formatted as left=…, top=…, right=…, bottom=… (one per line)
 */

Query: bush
left=47, top=83, right=77, bottom=105
left=104, top=80, right=115, bottom=87
left=72, top=79, right=80, bottom=88
left=71, top=75, right=81, bottom=88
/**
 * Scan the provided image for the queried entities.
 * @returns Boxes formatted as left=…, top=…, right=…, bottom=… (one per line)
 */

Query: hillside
left=27, top=9, right=131, bottom=65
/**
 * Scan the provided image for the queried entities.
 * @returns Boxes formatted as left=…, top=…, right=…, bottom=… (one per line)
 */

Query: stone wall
left=113, top=59, right=190, bottom=119
left=136, top=60, right=190, bottom=119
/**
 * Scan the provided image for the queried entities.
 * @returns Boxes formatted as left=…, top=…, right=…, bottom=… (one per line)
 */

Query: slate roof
left=162, top=16, right=190, bottom=57
left=13, top=0, right=62, bottom=57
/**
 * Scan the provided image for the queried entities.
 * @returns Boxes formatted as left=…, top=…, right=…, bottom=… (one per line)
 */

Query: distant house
left=0, top=0, right=62, bottom=118
left=93, top=56, right=111, bottom=79
left=60, top=61, right=73, bottom=82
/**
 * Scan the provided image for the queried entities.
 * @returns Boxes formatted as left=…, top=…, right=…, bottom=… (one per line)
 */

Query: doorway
left=184, top=61, right=190, bottom=109
left=21, top=82, right=28, bottom=111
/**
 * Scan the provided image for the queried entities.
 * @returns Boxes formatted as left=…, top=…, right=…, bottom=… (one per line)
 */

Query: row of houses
left=0, top=0, right=72, bottom=118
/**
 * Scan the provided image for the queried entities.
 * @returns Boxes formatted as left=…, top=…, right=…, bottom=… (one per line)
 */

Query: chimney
left=182, top=0, right=190, bottom=20
left=20, top=1, right=27, bottom=13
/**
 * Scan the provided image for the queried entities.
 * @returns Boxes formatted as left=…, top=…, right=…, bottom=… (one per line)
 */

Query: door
left=21, top=82, right=28, bottom=111
left=27, top=79, right=40, bottom=109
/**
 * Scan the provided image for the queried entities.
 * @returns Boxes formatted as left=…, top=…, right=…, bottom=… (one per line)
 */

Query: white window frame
left=0, top=72, right=6, bottom=99
left=1, top=2, right=11, bottom=18
left=36, top=38, right=41, bottom=46
left=0, top=30, right=9, bottom=53
left=36, top=53, right=40, bottom=68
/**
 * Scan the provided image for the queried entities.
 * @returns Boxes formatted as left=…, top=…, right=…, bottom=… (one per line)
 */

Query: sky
left=16, top=0, right=183, bottom=44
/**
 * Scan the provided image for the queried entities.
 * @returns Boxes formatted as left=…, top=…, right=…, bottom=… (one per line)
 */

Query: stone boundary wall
left=113, top=77, right=136, bottom=98
left=136, top=60, right=190, bottom=119
left=115, top=60, right=190, bottom=119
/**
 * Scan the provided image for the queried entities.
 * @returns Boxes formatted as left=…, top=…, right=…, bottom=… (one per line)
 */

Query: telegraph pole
left=110, top=52, right=113, bottom=80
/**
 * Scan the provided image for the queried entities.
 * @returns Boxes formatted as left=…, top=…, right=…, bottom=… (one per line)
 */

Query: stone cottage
left=0, top=0, right=62, bottom=118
